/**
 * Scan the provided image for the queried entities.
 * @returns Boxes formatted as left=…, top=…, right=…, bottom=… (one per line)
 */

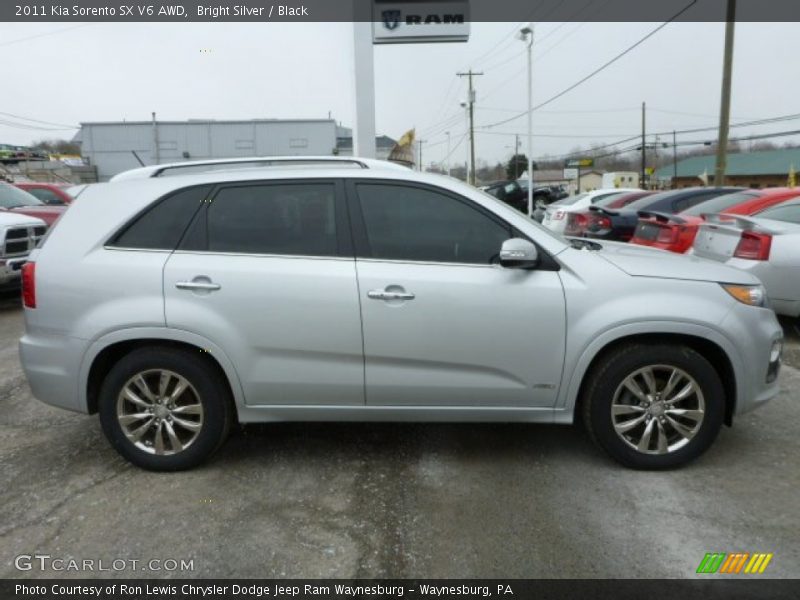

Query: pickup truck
left=0, top=212, right=47, bottom=290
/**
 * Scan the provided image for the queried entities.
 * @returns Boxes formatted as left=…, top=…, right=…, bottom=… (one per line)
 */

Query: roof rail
left=110, top=156, right=409, bottom=181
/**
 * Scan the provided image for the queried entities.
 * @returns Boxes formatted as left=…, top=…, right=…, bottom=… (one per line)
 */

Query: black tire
left=98, top=347, right=234, bottom=471
left=581, top=343, right=725, bottom=469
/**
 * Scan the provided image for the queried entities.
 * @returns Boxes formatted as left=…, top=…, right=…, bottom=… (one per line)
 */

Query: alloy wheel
left=611, top=365, right=706, bottom=455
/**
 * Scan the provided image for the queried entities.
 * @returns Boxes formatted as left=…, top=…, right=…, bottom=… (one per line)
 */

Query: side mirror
left=499, top=238, right=539, bottom=269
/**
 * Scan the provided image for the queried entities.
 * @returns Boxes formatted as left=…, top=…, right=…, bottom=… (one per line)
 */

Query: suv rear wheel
left=98, top=347, right=233, bottom=471
left=582, top=343, right=725, bottom=469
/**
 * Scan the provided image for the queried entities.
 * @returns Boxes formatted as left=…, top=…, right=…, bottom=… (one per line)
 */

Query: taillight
left=656, top=224, right=680, bottom=244
left=22, top=262, right=36, bottom=308
left=588, top=214, right=612, bottom=230
left=734, top=231, right=772, bottom=260
left=565, top=213, right=588, bottom=235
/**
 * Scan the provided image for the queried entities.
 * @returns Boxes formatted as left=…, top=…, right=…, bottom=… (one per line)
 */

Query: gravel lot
left=1, top=294, right=798, bottom=579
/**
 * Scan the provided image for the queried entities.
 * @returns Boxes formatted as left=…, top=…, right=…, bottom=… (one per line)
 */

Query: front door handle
left=176, top=280, right=221, bottom=291
left=367, top=289, right=415, bottom=301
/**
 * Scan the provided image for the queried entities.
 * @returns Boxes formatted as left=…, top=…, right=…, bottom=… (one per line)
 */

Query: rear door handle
left=176, top=280, right=221, bottom=291
left=367, top=289, right=415, bottom=301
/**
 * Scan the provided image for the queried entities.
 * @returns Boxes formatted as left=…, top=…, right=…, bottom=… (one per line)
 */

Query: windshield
left=681, top=191, right=760, bottom=216
left=592, top=193, right=627, bottom=207
left=756, top=202, right=800, bottom=224
left=0, top=183, right=44, bottom=209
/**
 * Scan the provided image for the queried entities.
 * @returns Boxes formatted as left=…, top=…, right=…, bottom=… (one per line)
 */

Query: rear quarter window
left=109, top=185, right=211, bottom=250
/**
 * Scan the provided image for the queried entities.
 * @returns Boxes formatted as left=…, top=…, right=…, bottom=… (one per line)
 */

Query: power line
left=481, top=0, right=699, bottom=130
left=0, top=111, right=77, bottom=129
left=0, top=24, right=91, bottom=48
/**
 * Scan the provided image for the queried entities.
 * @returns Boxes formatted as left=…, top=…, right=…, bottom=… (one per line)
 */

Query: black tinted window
left=207, top=183, right=337, bottom=256
left=357, top=184, right=511, bottom=264
left=112, top=185, right=210, bottom=249
left=681, top=191, right=759, bottom=216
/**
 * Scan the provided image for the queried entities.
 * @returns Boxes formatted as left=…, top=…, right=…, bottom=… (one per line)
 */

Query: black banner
left=2, top=0, right=800, bottom=23
left=3, top=580, right=800, bottom=600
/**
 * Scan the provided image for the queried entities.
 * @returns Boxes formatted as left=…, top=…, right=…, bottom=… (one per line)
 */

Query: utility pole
left=457, top=70, right=483, bottom=186
left=673, top=130, right=678, bottom=188
left=714, top=0, right=737, bottom=187
left=640, top=102, right=646, bottom=189
left=445, top=131, right=451, bottom=176
left=417, top=139, right=426, bottom=172
left=514, top=133, right=520, bottom=178
left=519, top=25, right=534, bottom=216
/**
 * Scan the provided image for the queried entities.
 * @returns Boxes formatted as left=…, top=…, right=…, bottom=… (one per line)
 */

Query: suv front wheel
left=98, top=347, right=233, bottom=471
left=582, top=343, right=725, bottom=469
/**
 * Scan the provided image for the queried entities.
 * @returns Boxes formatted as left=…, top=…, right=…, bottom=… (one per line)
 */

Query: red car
left=15, top=182, right=74, bottom=205
left=631, top=187, right=800, bottom=253
left=0, top=182, right=66, bottom=226
left=564, top=190, right=656, bottom=236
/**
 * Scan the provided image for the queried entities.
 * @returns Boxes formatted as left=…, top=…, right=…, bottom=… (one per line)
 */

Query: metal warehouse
left=76, top=118, right=339, bottom=181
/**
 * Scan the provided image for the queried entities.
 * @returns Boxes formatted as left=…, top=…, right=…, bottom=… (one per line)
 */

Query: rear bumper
left=19, top=330, right=89, bottom=413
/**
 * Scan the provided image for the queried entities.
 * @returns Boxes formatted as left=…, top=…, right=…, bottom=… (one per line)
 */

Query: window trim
left=178, top=178, right=353, bottom=259
left=344, top=178, right=559, bottom=270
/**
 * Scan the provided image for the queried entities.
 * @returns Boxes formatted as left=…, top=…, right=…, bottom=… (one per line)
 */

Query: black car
left=582, top=187, right=743, bottom=242
left=482, top=180, right=552, bottom=214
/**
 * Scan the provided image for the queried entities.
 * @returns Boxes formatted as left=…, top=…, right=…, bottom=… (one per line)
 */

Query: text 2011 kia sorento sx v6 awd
left=19, top=157, right=783, bottom=471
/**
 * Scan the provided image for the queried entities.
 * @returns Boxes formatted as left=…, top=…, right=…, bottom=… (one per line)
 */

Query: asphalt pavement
left=1, top=295, right=798, bottom=579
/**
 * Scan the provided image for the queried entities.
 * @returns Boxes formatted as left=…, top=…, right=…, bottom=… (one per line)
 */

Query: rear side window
left=110, top=185, right=210, bottom=249
left=205, top=183, right=338, bottom=256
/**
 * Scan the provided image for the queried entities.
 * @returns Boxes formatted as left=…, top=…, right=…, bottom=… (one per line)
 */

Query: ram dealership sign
left=372, top=1, right=470, bottom=44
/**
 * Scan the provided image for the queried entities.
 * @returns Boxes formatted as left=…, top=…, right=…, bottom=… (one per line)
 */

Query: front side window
left=206, top=183, right=338, bottom=256
left=356, top=183, right=511, bottom=264
left=26, top=187, right=65, bottom=205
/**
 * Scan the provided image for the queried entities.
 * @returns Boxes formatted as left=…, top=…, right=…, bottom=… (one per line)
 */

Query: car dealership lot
left=0, top=296, right=798, bottom=579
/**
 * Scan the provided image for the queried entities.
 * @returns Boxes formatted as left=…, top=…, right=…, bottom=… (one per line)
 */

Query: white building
left=76, top=119, right=339, bottom=181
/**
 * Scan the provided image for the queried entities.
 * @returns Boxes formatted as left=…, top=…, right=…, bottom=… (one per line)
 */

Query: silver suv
left=19, top=157, right=783, bottom=471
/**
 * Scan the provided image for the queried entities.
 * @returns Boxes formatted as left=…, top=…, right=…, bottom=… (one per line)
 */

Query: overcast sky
left=1, top=20, right=798, bottom=168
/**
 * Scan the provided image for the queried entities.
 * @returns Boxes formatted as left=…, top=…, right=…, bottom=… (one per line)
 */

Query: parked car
left=692, top=198, right=800, bottom=317
left=0, top=183, right=66, bottom=227
left=0, top=212, right=47, bottom=290
left=15, top=182, right=74, bottom=205
left=482, top=180, right=553, bottom=214
left=542, top=188, right=640, bottom=234
left=20, top=157, right=783, bottom=471
left=582, top=187, right=743, bottom=242
left=631, top=188, right=800, bottom=253
left=565, top=191, right=656, bottom=237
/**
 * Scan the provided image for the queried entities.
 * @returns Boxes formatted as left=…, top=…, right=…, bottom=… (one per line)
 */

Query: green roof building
left=656, top=147, right=800, bottom=188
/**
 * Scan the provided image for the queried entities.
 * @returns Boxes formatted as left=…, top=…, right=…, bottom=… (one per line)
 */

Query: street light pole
left=520, top=25, right=534, bottom=217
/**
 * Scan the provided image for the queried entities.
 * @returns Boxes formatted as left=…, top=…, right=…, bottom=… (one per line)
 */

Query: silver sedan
left=693, top=198, right=800, bottom=317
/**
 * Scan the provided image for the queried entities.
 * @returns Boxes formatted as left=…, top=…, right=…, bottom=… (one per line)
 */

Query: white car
left=543, top=188, right=640, bottom=233
left=693, top=198, right=800, bottom=317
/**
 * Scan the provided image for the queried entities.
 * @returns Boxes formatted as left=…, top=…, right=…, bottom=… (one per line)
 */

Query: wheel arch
left=564, top=328, right=740, bottom=427
left=80, top=328, right=245, bottom=416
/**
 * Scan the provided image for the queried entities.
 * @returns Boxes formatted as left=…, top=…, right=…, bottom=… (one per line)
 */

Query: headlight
left=721, top=283, right=767, bottom=307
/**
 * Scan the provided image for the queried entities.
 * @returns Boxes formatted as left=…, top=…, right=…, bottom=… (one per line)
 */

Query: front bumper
left=0, top=258, right=25, bottom=287
left=720, top=302, right=783, bottom=417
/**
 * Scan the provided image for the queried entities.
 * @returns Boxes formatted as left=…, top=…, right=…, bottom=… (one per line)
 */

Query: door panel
left=349, top=180, right=566, bottom=408
left=357, top=261, right=565, bottom=407
left=163, top=180, right=364, bottom=406
left=164, top=254, right=364, bottom=406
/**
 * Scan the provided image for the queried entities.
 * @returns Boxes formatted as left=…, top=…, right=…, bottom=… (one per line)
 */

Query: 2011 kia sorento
left=19, top=157, right=784, bottom=471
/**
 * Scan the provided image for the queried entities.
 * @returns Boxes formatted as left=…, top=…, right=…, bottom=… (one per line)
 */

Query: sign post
left=564, top=158, right=593, bottom=194
left=352, top=1, right=470, bottom=159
